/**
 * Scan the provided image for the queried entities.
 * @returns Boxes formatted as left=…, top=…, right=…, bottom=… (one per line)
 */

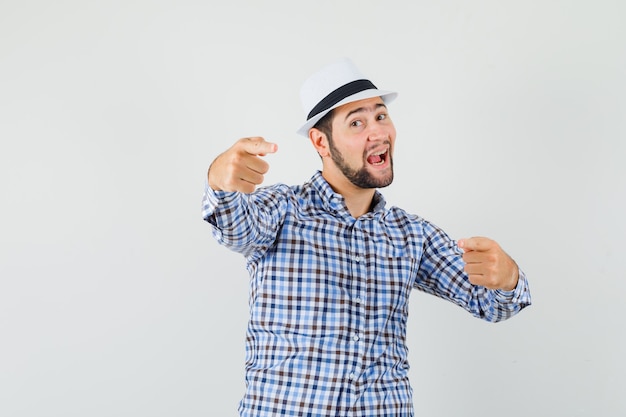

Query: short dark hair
left=312, top=109, right=335, bottom=143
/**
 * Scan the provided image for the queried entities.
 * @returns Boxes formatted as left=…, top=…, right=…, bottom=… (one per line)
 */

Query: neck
left=321, top=171, right=376, bottom=218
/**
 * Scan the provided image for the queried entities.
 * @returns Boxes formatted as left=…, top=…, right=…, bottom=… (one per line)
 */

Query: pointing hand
left=208, top=137, right=278, bottom=194
left=458, top=237, right=519, bottom=291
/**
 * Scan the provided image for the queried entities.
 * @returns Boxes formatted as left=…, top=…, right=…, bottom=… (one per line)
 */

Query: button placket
left=347, top=222, right=367, bottom=387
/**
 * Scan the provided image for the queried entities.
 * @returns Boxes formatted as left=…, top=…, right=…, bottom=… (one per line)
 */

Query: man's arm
left=415, top=224, right=531, bottom=322
left=202, top=137, right=283, bottom=259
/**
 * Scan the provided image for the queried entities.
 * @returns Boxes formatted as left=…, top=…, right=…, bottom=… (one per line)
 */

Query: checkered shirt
left=202, top=171, right=531, bottom=417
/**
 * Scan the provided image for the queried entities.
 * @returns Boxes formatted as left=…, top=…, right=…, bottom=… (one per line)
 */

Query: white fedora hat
left=296, top=58, right=397, bottom=137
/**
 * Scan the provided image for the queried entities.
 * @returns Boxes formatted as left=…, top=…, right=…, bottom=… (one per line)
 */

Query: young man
left=202, top=58, right=531, bottom=417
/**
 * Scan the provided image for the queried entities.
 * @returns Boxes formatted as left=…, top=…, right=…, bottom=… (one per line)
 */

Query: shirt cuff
left=494, top=268, right=530, bottom=304
left=202, top=180, right=239, bottom=219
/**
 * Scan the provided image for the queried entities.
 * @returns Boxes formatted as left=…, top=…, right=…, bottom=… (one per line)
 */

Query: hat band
left=307, top=79, right=377, bottom=121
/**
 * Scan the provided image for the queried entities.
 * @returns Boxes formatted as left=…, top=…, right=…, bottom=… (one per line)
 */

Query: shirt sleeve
left=201, top=181, right=288, bottom=260
left=414, top=220, right=531, bottom=322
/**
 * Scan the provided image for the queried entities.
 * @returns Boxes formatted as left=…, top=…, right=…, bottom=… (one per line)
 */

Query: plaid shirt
left=202, top=171, right=531, bottom=417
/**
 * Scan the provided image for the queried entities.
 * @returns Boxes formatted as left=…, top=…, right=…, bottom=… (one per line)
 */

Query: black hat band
left=307, top=79, right=377, bottom=121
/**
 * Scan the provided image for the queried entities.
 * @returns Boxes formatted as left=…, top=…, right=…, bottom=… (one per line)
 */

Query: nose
left=367, top=122, right=392, bottom=143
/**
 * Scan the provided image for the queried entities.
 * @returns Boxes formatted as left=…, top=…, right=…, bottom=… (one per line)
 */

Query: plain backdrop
left=1, top=1, right=624, bottom=416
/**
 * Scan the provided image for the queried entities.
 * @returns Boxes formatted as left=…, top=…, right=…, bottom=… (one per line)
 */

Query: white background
left=1, top=1, right=624, bottom=416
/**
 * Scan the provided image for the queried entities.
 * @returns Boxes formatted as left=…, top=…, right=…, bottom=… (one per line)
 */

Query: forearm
left=201, top=181, right=286, bottom=258
left=202, top=184, right=249, bottom=251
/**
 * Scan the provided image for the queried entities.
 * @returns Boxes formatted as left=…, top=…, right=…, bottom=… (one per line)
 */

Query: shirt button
left=352, top=333, right=360, bottom=342
left=348, top=372, right=355, bottom=380
left=355, top=297, right=362, bottom=304
left=353, top=256, right=362, bottom=263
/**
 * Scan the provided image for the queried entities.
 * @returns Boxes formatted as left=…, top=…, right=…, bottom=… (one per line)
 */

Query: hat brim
left=296, top=89, right=397, bottom=137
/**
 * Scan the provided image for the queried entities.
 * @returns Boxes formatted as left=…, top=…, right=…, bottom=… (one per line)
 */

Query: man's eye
left=351, top=120, right=363, bottom=127
left=377, top=114, right=387, bottom=120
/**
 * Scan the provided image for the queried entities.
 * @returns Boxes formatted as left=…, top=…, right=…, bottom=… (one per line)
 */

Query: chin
left=370, top=165, right=394, bottom=188
left=358, top=169, right=394, bottom=189
left=377, top=175, right=394, bottom=189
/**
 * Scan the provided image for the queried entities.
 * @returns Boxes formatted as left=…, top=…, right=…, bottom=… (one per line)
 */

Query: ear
left=309, top=128, right=330, bottom=158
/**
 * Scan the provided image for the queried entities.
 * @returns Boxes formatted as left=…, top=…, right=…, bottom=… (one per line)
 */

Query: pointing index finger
left=244, top=137, right=278, bottom=156
left=458, top=237, right=492, bottom=252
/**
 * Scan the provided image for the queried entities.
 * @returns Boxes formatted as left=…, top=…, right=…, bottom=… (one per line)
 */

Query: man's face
left=327, top=96, right=396, bottom=189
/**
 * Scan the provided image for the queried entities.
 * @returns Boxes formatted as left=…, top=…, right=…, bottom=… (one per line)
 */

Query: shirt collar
left=309, top=171, right=387, bottom=217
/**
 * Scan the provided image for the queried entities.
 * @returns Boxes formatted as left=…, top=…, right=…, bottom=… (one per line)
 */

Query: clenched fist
left=208, top=137, right=278, bottom=194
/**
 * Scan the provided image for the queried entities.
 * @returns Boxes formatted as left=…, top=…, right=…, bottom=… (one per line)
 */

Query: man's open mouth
left=366, top=150, right=388, bottom=166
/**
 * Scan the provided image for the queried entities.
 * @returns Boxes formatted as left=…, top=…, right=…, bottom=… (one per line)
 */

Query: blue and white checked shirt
left=202, top=171, right=531, bottom=417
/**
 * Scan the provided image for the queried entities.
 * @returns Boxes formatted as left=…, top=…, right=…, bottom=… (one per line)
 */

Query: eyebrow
left=344, top=103, right=387, bottom=121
